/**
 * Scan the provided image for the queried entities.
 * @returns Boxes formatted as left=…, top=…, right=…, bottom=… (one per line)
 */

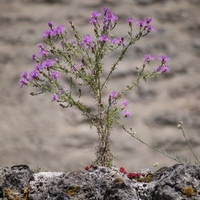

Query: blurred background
left=0, top=0, right=200, bottom=172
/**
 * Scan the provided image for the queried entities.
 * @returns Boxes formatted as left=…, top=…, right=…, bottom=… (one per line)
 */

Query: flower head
left=145, top=25, right=155, bottom=33
left=99, top=35, right=110, bottom=42
left=29, top=69, right=40, bottom=81
left=112, top=37, right=123, bottom=45
left=89, top=11, right=101, bottom=25
left=19, top=78, right=27, bottom=88
left=50, top=71, right=60, bottom=80
left=146, top=17, right=152, bottom=24
left=51, top=93, right=58, bottom=102
left=136, top=19, right=145, bottom=28
left=58, top=86, right=65, bottom=95
left=155, top=65, right=170, bottom=73
left=34, top=63, right=43, bottom=71
left=81, top=34, right=93, bottom=48
left=42, top=29, right=53, bottom=39
left=123, top=110, right=131, bottom=118
left=143, top=54, right=154, bottom=63
left=48, top=21, right=53, bottom=29
left=158, top=55, right=170, bottom=64
left=42, top=59, right=55, bottom=69
left=21, top=71, right=28, bottom=79
left=109, top=91, right=118, bottom=105
left=122, top=99, right=129, bottom=107
left=37, top=43, right=48, bottom=57
left=119, top=167, right=127, bottom=174
left=32, top=54, right=37, bottom=60
left=110, top=91, right=118, bottom=99
left=103, top=7, right=118, bottom=25
left=53, top=25, right=66, bottom=36
left=127, top=17, right=134, bottom=25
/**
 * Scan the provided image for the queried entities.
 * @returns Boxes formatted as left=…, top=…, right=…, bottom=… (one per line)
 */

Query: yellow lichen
left=5, top=188, right=19, bottom=200
left=22, top=187, right=29, bottom=200
left=5, top=187, right=29, bottom=200
left=66, top=185, right=80, bottom=196
left=113, top=177, right=125, bottom=186
left=183, top=186, right=194, bottom=197
left=137, top=173, right=153, bottom=183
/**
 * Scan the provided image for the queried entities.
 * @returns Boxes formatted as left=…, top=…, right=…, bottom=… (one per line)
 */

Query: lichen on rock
left=0, top=163, right=200, bottom=199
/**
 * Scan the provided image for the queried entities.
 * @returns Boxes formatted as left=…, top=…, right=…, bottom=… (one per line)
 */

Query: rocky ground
left=0, top=164, right=200, bottom=199
left=0, top=0, right=200, bottom=173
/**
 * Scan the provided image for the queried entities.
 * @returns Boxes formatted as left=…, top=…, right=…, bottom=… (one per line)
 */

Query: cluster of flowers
left=19, top=7, right=170, bottom=122
left=84, top=165, right=145, bottom=180
left=143, top=54, right=170, bottom=73
left=19, top=7, right=170, bottom=118
left=19, top=7, right=168, bottom=87
left=108, top=53, right=170, bottom=117
left=109, top=91, right=131, bottom=118
left=119, top=167, right=145, bottom=179
left=84, top=164, right=94, bottom=171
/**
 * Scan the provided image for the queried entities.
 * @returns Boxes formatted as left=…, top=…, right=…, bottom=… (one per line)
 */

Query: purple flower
left=21, top=71, right=28, bottom=79
left=146, top=17, right=152, bottom=24
left=51, top=93, right=58, bottom=102
left=158, top=55, right=170, bottom=64
left=50, top=71, right=60, bottom=80
left=42, top=29, right=53, bottom=39
left=38, top=43, right=48, bottom=57
left=155, top=65, right=170, bottom=73
left=99, top=35, right=110, bottom=42
left=136, top=18, right=155, bottom=32
left=20, top=71, right=30, bottom=87
left=19, top=78, right=28, bottom=88
left=34, top=63, right=43, bottom=71
left=81, top=34, right=93, bottom=48
left=110, top=91, right=118, bottom=99
left=112, top=38, right=123, bottom=45
left=90, top=11, right=101, bottom=25
left=53, top=25, right=66, bottom=36
left=103, top=7, right=118, bottom=25
left=29, top=69, right=40, bottom=81
left=145, top=25, right=155, bottom=33
left=43, top=24, right=65, bottom=39
left=37, top=43, right=42, bottom=48
left=58, top=86, right=65, bottom=95
left=71, top=41, right=76, bottom=46
left=127, top=17, right=134, bottom=25
left=32, top=54, right=37, bottom=60
left=122, top=100, right=129, bottom=107
left=48, top=21, right=53, bottom=29
left=42, top=59, right=55, bottom=69
left=136, top=19, right=145, bottom=28
left=123, top=110, right=131, bottom=118
left=109, top=91, right=118, bottom=105
left=143, top=54, right=154, bottom=63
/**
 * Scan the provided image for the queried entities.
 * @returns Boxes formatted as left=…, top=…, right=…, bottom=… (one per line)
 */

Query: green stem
left=117, top=120, right=184, bottom=163
left=102, top=32, right=143, bottom=88
left=178, top=122, right=200, bottom=164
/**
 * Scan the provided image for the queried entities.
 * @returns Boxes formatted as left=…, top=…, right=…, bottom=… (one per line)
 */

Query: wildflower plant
left=20, top=7, right=170, bottom=167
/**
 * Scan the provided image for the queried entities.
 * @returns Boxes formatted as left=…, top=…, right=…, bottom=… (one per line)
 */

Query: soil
left=0, top=0, right=200, bottom=172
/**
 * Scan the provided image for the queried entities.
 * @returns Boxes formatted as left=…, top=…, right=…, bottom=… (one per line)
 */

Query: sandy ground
left=0, top=0, right=200, bottom=172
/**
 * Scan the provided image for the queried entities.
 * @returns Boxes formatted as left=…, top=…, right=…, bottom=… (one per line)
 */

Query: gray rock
left=152, top=163, right=200, bottom=200
left=0, top=163, right=200, bottom=199
left=0, top=165, right=34, bottom=199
